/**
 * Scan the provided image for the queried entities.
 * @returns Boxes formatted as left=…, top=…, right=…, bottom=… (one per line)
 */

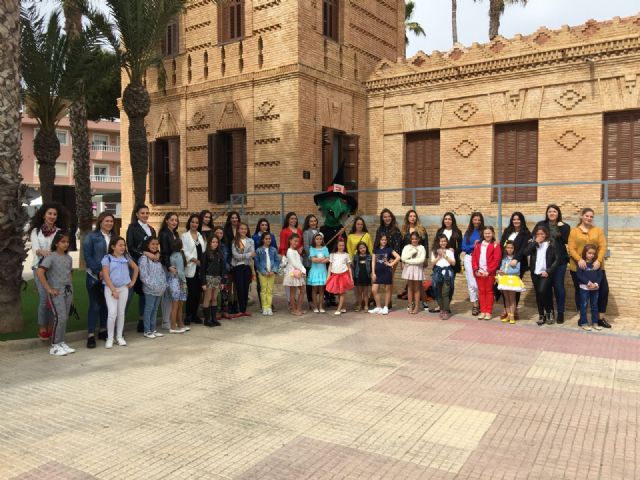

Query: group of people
left=29, top=201, right=611, bottom=356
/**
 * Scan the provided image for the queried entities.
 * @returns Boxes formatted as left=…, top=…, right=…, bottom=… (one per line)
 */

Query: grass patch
left=1, top=270, right=140, bottom=342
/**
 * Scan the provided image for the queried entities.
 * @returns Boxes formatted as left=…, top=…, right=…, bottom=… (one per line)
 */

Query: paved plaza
left=1, top=300, right=639, bottom=480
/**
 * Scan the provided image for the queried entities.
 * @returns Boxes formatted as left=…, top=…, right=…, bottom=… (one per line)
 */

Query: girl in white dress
left=283, top=234, right=306, bottom=315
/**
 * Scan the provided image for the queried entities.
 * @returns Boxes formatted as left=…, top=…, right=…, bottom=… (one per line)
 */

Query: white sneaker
left=105, top=339, right=113, bottom=349
left=267, top=309, right=273, bottom=316
left=334, top=311, right=342, bottom=316
left=144, top=332, right=156, bottom=339
left=116, top=337, right=127, bottom=346
left=59, top=342, right=76, bottom=354
left=170, top=328, right=185, bottom=334
left=153, top=331, right=164, bottom=337
left=262, top=309, right=269, bottom=316
left=183, top=326, right=191, bottom=332
left=49, top=344, right=67, bottom=356
left=368, top=307, right=381, bottom=314
left=381, top=306, right=389, bottom=315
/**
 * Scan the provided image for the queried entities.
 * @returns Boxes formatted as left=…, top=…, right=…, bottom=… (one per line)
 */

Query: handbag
left=277, top=256, right=288, bottom=276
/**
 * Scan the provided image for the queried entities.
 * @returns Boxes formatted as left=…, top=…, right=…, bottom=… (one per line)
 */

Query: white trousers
left=105, top=286, right=128, bottom=340
left=463, top=254, right=479, bottom=303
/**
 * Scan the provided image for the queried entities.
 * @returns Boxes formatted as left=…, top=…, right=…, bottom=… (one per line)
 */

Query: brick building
left=119, top=5, right=640, bottom=316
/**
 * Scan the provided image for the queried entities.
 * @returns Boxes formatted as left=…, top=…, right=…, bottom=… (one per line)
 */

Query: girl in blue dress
left=307, top=233, right=329, bottom=313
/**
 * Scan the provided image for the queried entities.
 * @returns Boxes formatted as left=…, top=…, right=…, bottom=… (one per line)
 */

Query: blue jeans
left=33, top=267, right=53, bottom=327
left=550, top=263, right=567, bottom=314
left=578, top=289, right=599, bottom=326
left=143, top=294, right=162, bottom=333
left=86, top=274, right=107, bottom=334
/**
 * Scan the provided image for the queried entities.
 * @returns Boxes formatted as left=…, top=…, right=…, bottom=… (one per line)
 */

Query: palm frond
left=20, top=4, right=69, bottom=127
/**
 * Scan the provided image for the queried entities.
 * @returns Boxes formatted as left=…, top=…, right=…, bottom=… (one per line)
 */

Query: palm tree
left=20, top=6, right=69, bottom=203
left=476, top=0, right=528, bottom=40
left=452, top=0, right=458, bottom=45
left=405, top=0, right=426, bottom=46
left=62, top=0, right=93, bottom=261
left=0, top=0, right=28, bottom=333
left=88, top=0, right=189, bottom=218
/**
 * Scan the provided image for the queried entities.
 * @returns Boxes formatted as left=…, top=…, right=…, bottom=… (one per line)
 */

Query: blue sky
left=406, top=0, right=640, bottom=56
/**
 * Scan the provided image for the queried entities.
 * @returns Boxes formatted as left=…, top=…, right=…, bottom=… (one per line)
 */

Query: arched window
left=161, top=18, right=179, bottom=56
left=323, top=0, right=339, bottom=41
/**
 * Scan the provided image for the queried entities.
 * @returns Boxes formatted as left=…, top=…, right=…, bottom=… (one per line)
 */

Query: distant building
left=21, top=114, right=122, bottom=217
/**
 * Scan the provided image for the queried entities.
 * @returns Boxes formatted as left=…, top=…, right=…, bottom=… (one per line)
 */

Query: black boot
left=556, top=312, right=565, bottom=324
left=536, top=314, right=546, bottom=326
left=203, top=307, right=213, bottom=327
left=209, top=307, right=221, bottom=327
left=546, top=311, right=556, bottom=325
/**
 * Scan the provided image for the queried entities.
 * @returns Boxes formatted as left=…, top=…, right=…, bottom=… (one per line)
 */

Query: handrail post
left=603, top=182, right=610, bottom=258
left=280, top=193, right=285, bottom=227
left=497, top=186, right=503, bottom=235
left=412, top=189, right=416, bottom=211
left=240, top=194, right=246, bottom=217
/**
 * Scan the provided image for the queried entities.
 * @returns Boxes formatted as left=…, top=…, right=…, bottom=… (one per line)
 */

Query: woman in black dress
left=375, top=209, right=402, bottom=308
left=499, top=212, right=530, bottom=319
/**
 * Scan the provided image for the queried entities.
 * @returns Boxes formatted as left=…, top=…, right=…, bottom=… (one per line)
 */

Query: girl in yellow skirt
left=497, top=240, right=526, bottom=324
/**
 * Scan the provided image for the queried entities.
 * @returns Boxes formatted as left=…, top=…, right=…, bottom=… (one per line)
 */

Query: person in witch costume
left=313, top=165, right=358, bottom=306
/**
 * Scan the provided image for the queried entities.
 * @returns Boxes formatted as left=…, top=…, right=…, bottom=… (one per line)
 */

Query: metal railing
left=90, top=175, right=121, bottom=183
left=229, top=179, right=640, bottom=247
left=90, top=144, right=120, bottom=153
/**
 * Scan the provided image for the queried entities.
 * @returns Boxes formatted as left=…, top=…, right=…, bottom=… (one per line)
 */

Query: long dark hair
left=29, top=202, right=69, bottom=233
left=431, top=233, right=450, bottom=254
left=205, top=235, right=222, bottom=260
left=464, top=212, right=485, bottom=242
left=544, top=204, right=563, bottom=223
left=224, top=211, right=241, bottom=245
left=171, top=237, right=187, bottom=265
left=284, top=211, right=298, bottom=229
left=185, top=213, right=200, bottom=231
left=350, top=216, right=368, bottom=234
left=254, top=218, right=271, bottom=234
left=503, top=211, right=529, bottom=239
left=50, top=231, right=70, bottom=252
left=354, top=240, right=370, bottom=256
left=302, top=214, right=318, bottom=232
left=374, top=233, right=388, bottom=249
left=159, top=212, right=179, bottom=237
left=378, top=208, right=398, bottom=235
left=198, top=210, right=212, bottom=230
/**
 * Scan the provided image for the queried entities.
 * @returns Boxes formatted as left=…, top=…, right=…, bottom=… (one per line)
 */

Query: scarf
left=41, top=224, right=57, bottom=237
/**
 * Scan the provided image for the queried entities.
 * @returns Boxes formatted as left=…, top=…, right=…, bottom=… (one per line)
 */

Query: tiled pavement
left=1, top=300, right=639, bottom=479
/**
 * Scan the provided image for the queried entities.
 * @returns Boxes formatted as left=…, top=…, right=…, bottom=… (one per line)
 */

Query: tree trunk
left=69, top=100, right=92, bottom=267
left=488, top=0, right=503, bottom=40
left=122, top=82, right=151, bottom=221
left=0, top=0, right=28, bottom=333
left=64, top=2, right=93, bottom=269
left=33, top=126, right=60, bottom=203
left=451, top=0, right=458, bottom=44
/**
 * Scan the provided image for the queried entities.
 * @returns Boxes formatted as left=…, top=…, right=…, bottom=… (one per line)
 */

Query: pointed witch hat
left=313, top=162, right=358, bottom=213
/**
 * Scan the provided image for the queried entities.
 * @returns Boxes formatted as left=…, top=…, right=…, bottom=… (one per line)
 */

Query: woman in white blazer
left=182, top=214, right=206, bottom=324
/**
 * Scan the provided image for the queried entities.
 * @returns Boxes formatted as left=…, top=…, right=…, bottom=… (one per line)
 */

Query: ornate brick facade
left=119, top=9, right=640, bottom=316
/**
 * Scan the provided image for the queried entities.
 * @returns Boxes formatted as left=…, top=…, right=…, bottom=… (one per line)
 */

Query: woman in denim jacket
left=83, top=212, right=115, bottom=348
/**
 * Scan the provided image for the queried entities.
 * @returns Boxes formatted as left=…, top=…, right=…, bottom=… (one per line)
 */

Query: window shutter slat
left=494, top=121, right=537, bottom=202
left=215, top=133, right=228, bottom=203
left=149, top=141, right=156, bottom=204
left=604, top=110, right=640, bottom=199
left=405, top=131, right=440, bottom=205
left=168, top=137, right=180, bottom=204
left=208, top=134, right=217, bottom=203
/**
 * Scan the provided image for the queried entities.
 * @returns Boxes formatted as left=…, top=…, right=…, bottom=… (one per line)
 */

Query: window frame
left=322, top=0, right=340, bottom=42
left=403, top=130, right=441, bottom=206
left=218, top=0, right=245, bottom=45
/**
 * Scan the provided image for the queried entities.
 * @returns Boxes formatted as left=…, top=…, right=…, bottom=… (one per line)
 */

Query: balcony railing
left=90, top=144, right=120, bottom=152
left=90, top=175, right=121, bottom=183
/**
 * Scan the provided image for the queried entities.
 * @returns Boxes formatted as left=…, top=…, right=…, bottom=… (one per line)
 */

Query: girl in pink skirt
left=401, top=232, right=427, bottom=314
left=326, top=238, right=354, bottom=315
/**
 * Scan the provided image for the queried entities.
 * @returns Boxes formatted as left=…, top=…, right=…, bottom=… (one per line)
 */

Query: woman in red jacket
left=472, top=226, right=502, bottom=320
